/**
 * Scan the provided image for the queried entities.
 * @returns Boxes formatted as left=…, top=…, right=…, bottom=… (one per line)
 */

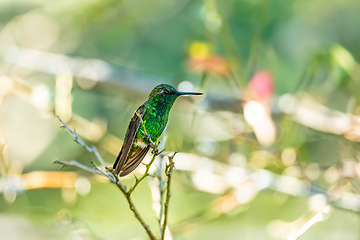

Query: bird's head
left=149, top=84, right=203, bottom=99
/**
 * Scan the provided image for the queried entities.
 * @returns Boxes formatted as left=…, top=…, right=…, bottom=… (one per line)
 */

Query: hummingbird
left=113, top=84, right=203, bottom=177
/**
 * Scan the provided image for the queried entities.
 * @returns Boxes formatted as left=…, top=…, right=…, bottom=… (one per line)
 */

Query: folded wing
left=113, top=107, right=148, bottom=176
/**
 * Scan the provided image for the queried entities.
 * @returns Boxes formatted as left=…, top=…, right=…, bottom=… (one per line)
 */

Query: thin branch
left=113, top=182, right=157, bottom=240
left=91, top=146, right=107, bottom=169
left=53, top=159, right=99, bottom=175
left=57, top=116, right=107, bottom=168
left=89, top=160, right=117, bottom=183
left=135, top=111, right=156, bottom=147
left=127, top=157, right=156, bottom=196
left=56, top=116, right=159, bottom=240
left=127, top=147, right=163, bottom=196
left=161, top=152, right=177, bottom=240
left=58, top=116, right=92, bottom=152
left=157, top=156, right=166, bottom=234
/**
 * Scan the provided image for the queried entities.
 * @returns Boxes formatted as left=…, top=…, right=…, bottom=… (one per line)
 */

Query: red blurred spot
left=249, top=71, right=274, bottom=101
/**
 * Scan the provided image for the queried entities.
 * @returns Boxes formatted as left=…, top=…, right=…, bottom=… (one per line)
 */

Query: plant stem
left=53, top=159, right=99, bottom=174
left=127, top=150, right=158, bottom=196
left=161, top=152, right=177, bottom=240
left=115, top=182, right=157, bottom=240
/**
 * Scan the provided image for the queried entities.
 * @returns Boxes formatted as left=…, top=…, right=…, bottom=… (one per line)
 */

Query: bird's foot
left=152, top=147, right=166, bottom=156
left=149, top=142, right=165, bottom=156
left=150, top=143, right=159, bottom=155
left=141, top=133, right=152, bottom=141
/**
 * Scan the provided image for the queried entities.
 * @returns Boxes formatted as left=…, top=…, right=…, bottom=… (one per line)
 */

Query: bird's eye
left=161, top=89, right=170, bottom=94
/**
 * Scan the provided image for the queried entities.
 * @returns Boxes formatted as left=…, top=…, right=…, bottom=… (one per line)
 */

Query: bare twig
left=160, top=152, right=177, bottom=240
left=157, top=156, right=166, bottom=234
left=114, top=182, right=157, bottom=240
left=53, top=159, right=99, bottom=175
left=57, top=116, right=107, bottom=168
left=127, top=150, right=158, bottom=196
left=135, top=111, right=156, bottom=147
left=55, top=116, right=161, bottom=240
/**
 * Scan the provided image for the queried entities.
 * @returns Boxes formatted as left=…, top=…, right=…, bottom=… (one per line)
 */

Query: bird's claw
left=141, top=133, right=151, bottom=141
left=151, top=148, right=159, bottom=155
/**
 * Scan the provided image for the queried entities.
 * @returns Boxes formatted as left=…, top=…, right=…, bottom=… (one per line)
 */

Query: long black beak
left=177, top=91, right=203, bottom=96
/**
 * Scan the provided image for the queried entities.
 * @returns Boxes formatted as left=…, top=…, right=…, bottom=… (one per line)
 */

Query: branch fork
left=54, top=116, right=176, bottom=240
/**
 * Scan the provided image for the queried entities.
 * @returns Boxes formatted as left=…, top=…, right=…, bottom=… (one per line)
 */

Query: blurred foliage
left=1, top=0, right=360, bottom=239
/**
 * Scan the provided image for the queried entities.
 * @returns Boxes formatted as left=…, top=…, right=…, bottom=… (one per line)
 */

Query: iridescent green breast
left=136, top=94, right=177, bottom=143
left=137, top=105, right=167, bottom=142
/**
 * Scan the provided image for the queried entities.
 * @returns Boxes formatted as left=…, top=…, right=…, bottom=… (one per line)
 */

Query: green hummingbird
left=113, top=84, right=203, bottom=176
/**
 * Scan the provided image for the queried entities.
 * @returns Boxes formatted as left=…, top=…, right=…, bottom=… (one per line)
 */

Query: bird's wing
left=113, top=106, right=146, bottom=175
left=119, top=145, right=150, bottom=176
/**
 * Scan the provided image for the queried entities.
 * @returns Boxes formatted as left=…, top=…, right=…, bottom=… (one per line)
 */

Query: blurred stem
left=246, top=0, right=267, bottom=82
left=0, top=143, right=8, bottom=177
left=221, top=21, right=245, bottom=86
left=199, top=72, right=210, bottom=89
left=292, top=60, right=317, bottom=94
left=287, top=205, right=333, bottom=240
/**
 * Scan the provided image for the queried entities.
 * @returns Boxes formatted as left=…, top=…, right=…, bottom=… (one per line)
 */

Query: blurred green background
left=1, top=0, right=360, bottom=239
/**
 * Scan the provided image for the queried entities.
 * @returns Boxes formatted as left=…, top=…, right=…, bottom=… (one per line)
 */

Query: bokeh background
left=1, top=0, right=360, bottom=239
